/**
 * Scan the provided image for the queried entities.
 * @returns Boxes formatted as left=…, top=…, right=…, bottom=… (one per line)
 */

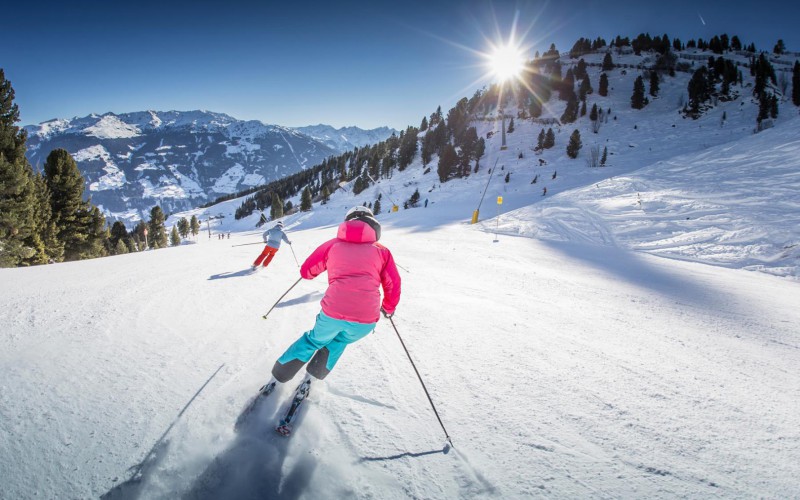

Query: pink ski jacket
left=300, top=219, right=401, bottom=324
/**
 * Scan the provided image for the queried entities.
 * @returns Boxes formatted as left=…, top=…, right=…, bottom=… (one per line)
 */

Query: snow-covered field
left=2, top=48, right=800, bottom=498
left=2, top=196, right=798, bottom=498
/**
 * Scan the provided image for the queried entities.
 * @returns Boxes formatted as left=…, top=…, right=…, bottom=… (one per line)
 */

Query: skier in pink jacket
left=260, top=206, right=401, bottom=393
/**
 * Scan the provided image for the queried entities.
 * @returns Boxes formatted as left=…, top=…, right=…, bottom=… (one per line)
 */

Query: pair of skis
left=234, top=377, right=311, bottom=437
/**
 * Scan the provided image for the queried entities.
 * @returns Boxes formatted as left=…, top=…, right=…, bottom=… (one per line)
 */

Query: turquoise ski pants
left=272, top=310, right=376, bottom=381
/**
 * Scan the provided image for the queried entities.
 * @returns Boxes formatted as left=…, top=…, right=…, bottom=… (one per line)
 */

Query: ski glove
left=381, top=307, right=394, bottom=319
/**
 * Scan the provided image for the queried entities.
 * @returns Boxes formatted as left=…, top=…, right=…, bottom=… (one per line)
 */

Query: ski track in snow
left=1, top=221, right=798, bottom=498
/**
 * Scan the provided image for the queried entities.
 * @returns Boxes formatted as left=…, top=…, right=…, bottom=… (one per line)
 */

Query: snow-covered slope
left=2, top=47, right=799, bottom=498
left=1, top=191, right=798, bottom=498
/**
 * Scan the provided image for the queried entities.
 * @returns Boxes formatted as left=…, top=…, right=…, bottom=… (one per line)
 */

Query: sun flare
left=488, top=44, right=525, bottom=82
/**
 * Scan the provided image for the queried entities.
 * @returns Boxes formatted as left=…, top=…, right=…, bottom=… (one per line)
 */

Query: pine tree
left=408, top=188, right=420, bottom=207
left=43, top=149, right=102, bottom=260
left=170, top=225, right=181, bottom=246
left=148, top=205, right=168, bottom=249
left=0, top=69, right=40, bottom=266
left=28, top=172, right=61, bottom=264
left=600, top=146, right=608, bottom=166
left=544, top=128, right=556, bottom=149
left=114, top=238, right=129, bottom=255
left=420, top=116, right=428, bottom=131
left=504, top=172, right=510, bottom=183
left=580, top=100, right=587, bottom=117
left=579, top=76, right=593, bottom=100
left=561, top=94, right=579, bottom=123
left=109, top=221, right=129, bottom=253
left=300, top=186, right=312, bottom=211
left=190, top=215, right=200, bottom=237
left=437, top=143, right=457, bottom=183
left=599, top=73, right=609, bottom=97
left=177, top=217, right=190, bottom=239
left=590, top=103, right=598, bottom=122
left=373, top=198, right=382, bottom=215
left=321, top=185, right=330, bottom=204
left=270, top=192, right=284, bottom=219
left=773, top=39, right=786, bottom=55
left=631, top=76, right=646, bottom=109
left=649, top=70, right=659, bottom=97
left=536, top=129, right=545, bottom=150
left=81, top=206, right=107, bottom=259
left=507, top=116, right=515, bottom=133
left=792, top=61, right=800, bottom=106
left=566, top=130, right=582, bottom=158
left=602, top=53, right=614, bottom=71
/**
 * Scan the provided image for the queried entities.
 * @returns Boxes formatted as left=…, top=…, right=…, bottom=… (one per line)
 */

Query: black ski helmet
left=344, top=206, right=381, bottom=241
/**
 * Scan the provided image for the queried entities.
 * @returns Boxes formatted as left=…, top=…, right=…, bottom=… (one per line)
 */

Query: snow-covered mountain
left=294, top=124, right=398, bottom=151
left=23, top=111, right=396, bottom=223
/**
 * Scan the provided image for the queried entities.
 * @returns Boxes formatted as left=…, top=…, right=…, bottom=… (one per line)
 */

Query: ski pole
left=387, top=316, right=453, bottom=452
left=288, top=243, right=300, bottom=268
left=262, top=277, right=302, bottom=320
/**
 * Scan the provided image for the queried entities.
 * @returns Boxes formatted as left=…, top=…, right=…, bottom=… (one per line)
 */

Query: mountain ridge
left=23, top=110, right=397, bottom=223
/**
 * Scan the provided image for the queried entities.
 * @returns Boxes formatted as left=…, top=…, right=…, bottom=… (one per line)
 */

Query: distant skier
left=257, top=206, right=401, bottom=414
left=552, top=171, right=557, bottom=180
left=251, top=221, right=291, bottom=270
left=424, top=198, right=429, bottom=208
left=542, top=187, right=547, bottom=196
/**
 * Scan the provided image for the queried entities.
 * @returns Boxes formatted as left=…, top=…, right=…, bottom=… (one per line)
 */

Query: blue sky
left=3, top=0, right=798, bottom=129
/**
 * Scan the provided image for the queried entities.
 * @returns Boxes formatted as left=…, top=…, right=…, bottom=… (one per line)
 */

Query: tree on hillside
left=590, top=103, right=598, bottom=122
left=373, top=198, right=382, bottom=215
left=420, top=116, right=428, bottom=131
left=687, top=66, right=712, bottom=115
left=128, top=221, right=145, bottom=251
left=599, top=73, right=609, bottom=96
left=792, top=61, right=800, bottom=106
left=0, top=69, right=42, bottom=267
left=773, top=39, right=786, bottom=55
left=600, top=146, right=608, bottom=166
left=300, top=186, right=312, bottom=211
left=437, top=143, right=458, bottom=183
left=631, top=76, right=646, bottom=109
left=649, top=70, right=660, bottom=97
left=170, top=225, right=181, bottom=246
left=109, top=221, right=130, bottom=254
left=31, top=174, right=62, bottom=263
left=507, top=116, right=515, bottom=133
left=270, top=192, right=284, bottom=219
left=147, top=205, right=168, bottom=249
left=579, top=76, right=593, bottom=100
left=43, top=149, right=106, bottom=260
left=561, top=94, right=579, bottom=123
left=544, top=128, right=556, bottom=149
left=536, top=129, right=545, bottom=150
left=566, top=130, right=582, bottom=159
left=602, top=53, right=614, bottom=71
left=190, top=215, right=200, bottom=237
left=177, top=217, right=189, bottom=239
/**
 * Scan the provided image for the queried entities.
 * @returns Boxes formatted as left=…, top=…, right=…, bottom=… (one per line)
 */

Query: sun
left=488, top=43, right=526, bottom=82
